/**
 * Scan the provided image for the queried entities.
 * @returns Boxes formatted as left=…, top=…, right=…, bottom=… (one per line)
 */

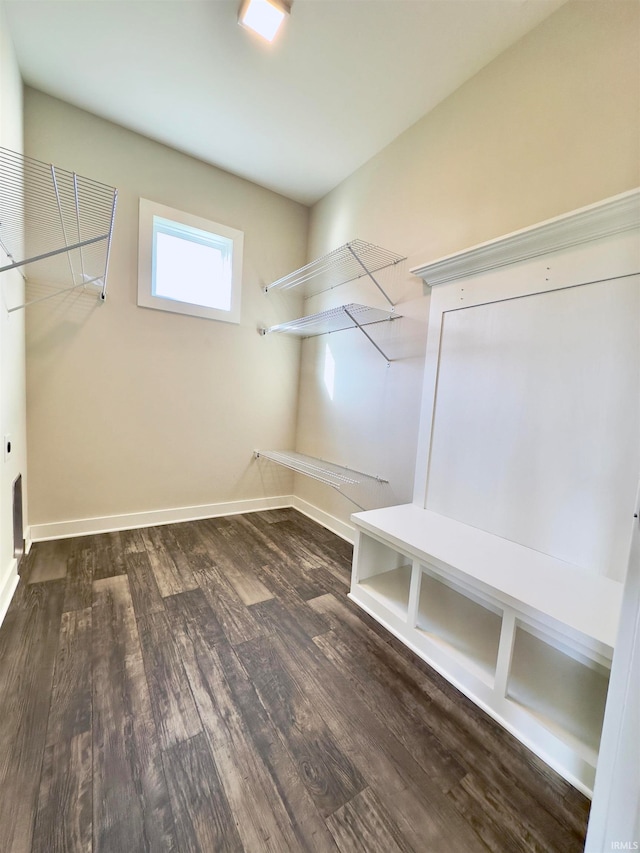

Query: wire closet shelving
left=264, top=238, right=404, bottom=303
left=254, top=450, right=392, bottom=510
left=0, top=147, right=118, bottom=312
left=261, top=239, right=406, bottom=363
left=262, top=302, right=401, bottom=363
left=259, top=240, right=406, bottom=508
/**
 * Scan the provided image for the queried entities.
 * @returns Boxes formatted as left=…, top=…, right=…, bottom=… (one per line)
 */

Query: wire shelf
left=265, top=239, right=405, bottom=303
left=261, top=302, right=401, bottom=363
left=255, top=450, right=392, bottom=510
left=0, top=147, right=118, bottom=312
left=262, top=303, right=399, bottom=337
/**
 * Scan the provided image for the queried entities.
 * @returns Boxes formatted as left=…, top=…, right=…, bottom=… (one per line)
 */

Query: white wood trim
left=29, top=496, right=296, bottom=541
left=350, top=515, right=606, bottom=794
left=0, top=559, right=20, bottom=628
left=494, top=609, right=516, bottom=698
left=27, top=496, right=355, bottom=545
left=352, top=504, right=622, bottom=651
left=413, top=231, right=640, bottom=518
left=411, top=188, right=640, bottom=287
left=291, top=496, right=355, bottom=543
left=137, top=197, right=244, bottom=324
left=586, top=486, right=640, bottom=851
left=407, top=560, right=421, bottom=626
left=348, top=588, right=594, bottom=798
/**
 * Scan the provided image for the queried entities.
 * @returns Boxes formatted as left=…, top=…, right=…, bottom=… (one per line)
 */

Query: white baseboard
left=0, top=559, right=20, bottom=628
left=291, top=496, right=355, bottom=544
left=9, top=498, right=354, bottom=625
left=29, top=495, right=297, bottom=542
left=28, top=495, right=356, bottom=545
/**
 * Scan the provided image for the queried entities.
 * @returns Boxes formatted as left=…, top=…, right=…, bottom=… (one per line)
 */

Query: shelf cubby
left=415, top=569, right=502, bottom=686
left=348, top=504, right=622, bottom=795
left=354, top=533, right=413, bottom=620
left=506, top=624, right=610, bottom=764
left=358, top=564, right=412, bottom=621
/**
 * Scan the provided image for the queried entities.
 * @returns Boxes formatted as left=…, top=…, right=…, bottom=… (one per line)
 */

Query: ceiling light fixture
left=238, top=0, right=290, bottom=43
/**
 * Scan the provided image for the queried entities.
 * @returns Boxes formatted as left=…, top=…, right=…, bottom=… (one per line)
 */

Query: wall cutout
left=13, top=474, right=24, bottom=562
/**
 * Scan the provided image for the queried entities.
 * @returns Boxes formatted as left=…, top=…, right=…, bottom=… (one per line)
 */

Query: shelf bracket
left=0, top=233, right=110, bottom=275
left=0, top=147, right=118, bottom=312
left=347, top=244, right=395, bottom=308
left=344, top=306, right=393, bottom=365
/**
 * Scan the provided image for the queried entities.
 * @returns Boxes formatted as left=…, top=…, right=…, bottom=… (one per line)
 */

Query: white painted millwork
left=0, top=559, right=19, bottom=625
left=585, top=485, right=640, bottom=851
left=411, top=188, right=640, bottom=287
left=137, top=198, right=244, bottom=324
left=352, top=504, right=622, bottom=652
left=424, top=275, right=638, bottom=580
left=350, top=189, right=640, bottom=797
left=351, top=504, right=620, bottom=793
left=28, top=493, right=355, bottom=545
left=29, top=495, right=296, bottom=542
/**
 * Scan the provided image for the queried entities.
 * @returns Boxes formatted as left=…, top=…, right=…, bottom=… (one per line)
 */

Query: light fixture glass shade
left=238, top=0, right=288, bottom=43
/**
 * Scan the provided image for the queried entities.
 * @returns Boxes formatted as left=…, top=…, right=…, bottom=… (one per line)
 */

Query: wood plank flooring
left=0, top=509, right=590, bottom=852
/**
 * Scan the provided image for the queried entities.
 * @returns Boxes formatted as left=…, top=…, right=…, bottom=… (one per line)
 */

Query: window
left=138, top=198, right=243, bottom=323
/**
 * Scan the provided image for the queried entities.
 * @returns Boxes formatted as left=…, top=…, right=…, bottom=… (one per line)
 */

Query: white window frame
left=138, top=198, right=244, bottom=323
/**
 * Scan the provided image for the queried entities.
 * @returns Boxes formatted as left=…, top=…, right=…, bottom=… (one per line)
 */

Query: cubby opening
left=355, top=534, right=412, bottom=620
left=415, top=569, right=502, bottom=685
left=507, top=624, right=610, bottom=763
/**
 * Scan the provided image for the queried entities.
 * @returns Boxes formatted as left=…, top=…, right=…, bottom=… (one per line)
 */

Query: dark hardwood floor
left=0, top=509, right=590, bottom=852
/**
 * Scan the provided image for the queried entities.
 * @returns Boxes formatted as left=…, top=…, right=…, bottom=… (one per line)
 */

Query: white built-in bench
left=350, top=504, right=624, bottom=796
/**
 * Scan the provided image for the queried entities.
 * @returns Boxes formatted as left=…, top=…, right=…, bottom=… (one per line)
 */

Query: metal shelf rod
left=0, top=233, right=109, bottom=274
left=0, top=146, right=118, bottom=311
left=343, top=305, right=393, bottom=365
left=347, top=244, right=394, bottom=308
left=51, top=164, right=76, bottom=284
left=100, top=192, right=118, bottom=300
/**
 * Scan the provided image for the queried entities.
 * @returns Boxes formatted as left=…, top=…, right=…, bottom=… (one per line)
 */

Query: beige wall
left=18, top=0, right=640, bottom=535
left=297, top=0, right=640, bottom=528
left=0, top=0, right=25, bottom=616
left=25, top=89, right=308, bottom=528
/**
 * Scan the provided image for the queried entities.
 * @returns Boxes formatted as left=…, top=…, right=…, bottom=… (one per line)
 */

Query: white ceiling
left=4, top=0, right=566, bottom=205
